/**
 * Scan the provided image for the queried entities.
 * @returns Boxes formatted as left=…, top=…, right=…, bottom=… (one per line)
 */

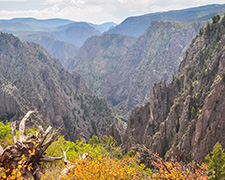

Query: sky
left=0, top=0, right=225, bottom=24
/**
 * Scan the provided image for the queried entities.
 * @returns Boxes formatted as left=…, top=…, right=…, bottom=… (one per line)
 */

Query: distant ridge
left=0, top=18, right=116, bottom=65
left=0, top=17, right=116, bottom=48
left=0, top=17, right=73, bottom=28
left=107, top=3, right=225, bottom=37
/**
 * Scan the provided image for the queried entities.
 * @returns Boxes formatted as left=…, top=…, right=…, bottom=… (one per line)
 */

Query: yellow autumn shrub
left=151, top=157, right=208, bottom=180
left=59, top=155, right=146, bottom=180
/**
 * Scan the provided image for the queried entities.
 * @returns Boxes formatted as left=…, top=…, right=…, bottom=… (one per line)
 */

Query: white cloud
left=118, top=0, right=129, bottom=3
left=70, top=0, right=84, bottom=5
left=0, top=0, right=224, bottom=23
left=0, top=0, right=26, bottom=1
left=42, top=0, right=65, bottom=5
left=43, top=0, right=84, bottom=5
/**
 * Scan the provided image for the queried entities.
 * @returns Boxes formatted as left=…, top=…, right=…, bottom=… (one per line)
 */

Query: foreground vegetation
left=0, top=121, right=225, bottom=179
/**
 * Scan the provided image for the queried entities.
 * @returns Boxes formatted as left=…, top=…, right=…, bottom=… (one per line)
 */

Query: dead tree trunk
left=0, top=111, right=63, bottom=180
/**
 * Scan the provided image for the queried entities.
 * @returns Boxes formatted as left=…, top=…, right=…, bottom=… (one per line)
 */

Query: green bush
left=0, top=122, right=14, bottom=148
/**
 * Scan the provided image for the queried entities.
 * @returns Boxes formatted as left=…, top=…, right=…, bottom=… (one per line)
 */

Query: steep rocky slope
left=103, top=21, right=203, bottom=116
left=0, top=32, right=118, bottom=141
left=18, top=33, right=78, bottom=68
left=72, top=34, right=137, bottom=94
left=72, top=20, right=202, bottom=118
left=124, top=15, right=225, bottom=162
left=108, top=4, right=225, bottom=37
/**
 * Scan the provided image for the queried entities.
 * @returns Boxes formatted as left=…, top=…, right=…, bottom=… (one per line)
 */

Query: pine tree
left=205, top=142, right=225, bottom=180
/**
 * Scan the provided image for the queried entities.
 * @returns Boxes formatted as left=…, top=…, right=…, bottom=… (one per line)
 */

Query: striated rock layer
left=124, top=16, right=225, bottom=162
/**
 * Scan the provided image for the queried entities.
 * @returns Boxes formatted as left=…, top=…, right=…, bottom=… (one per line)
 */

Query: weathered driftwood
left=58, top=146, right=88, bottom=179
left=0, top=111, right=63, bottom=180
left=58, top=147, right=75, bottom=179
left=60, top=146, right=70, bottom=165
left=11, top=121, right=17, bottom=144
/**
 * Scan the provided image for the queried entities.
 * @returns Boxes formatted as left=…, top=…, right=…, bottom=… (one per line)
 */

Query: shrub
left=151, top=157, right=208, bottom=179
left=0, top=122, right=13, bottom=148
left=62, top=155, right=145, bottom=180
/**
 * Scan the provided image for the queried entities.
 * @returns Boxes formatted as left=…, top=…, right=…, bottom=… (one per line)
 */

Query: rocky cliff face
left=104, top=21, right=203, bottom=117
left=0, top=32, right=119, bottom=141
left=18, top=33, right=78, bottom=68
left=72, top=20, right=202, bottom=118
left=72, top=33, right=137, bottom=94
left=124, top=15, right=225, bottom=162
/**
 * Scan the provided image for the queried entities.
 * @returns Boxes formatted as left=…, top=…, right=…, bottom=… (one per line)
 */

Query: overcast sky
left=0, top=0, right=224, bottom=24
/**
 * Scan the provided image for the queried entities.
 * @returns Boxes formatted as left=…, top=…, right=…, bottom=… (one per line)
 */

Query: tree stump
left=0, top=111, right=63, bottom=180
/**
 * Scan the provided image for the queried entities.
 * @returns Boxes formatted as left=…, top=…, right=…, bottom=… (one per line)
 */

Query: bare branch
left=11, top=121, right=17, bottom=143
left=39, top=126, right=52, bottom=146
left=40, top=155, right=63, bottom=162
left=36, top=125, right=44, bottom=139
left=15, top=140, right=27, bottom=149
left=65, top=146, right=70, bottom=153
left=24, top=133, right=36, bottom=141
left=59, top=165, right=75, bottom=179
left=0, top=145, right=3, bottom=155
left=42, top=127, right=62, bottom=153
left=19, top=110, right=35, bottom=142
left=60, top=147, right=70, bottom=164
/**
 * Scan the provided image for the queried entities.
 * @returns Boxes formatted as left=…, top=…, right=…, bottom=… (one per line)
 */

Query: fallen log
left=0, top=111, right=63, bottom=180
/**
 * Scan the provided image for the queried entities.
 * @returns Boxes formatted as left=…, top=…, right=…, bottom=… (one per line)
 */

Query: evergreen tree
left=212, top=15, right=220, bottom=24
left=205, top=142, right=225, bottom=180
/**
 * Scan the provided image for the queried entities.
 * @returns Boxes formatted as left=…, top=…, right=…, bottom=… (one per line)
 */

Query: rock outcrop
left=19, top=33, right=79, bottom=68
left=124, top=15, right=225, bottom=162
left=72, top=20, right=202, bottom=118
left=0, top=32, right=119, bottom=141
left=106, top=118, right=125, bottom=145
left=72, top=33, right=137, bottom=94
